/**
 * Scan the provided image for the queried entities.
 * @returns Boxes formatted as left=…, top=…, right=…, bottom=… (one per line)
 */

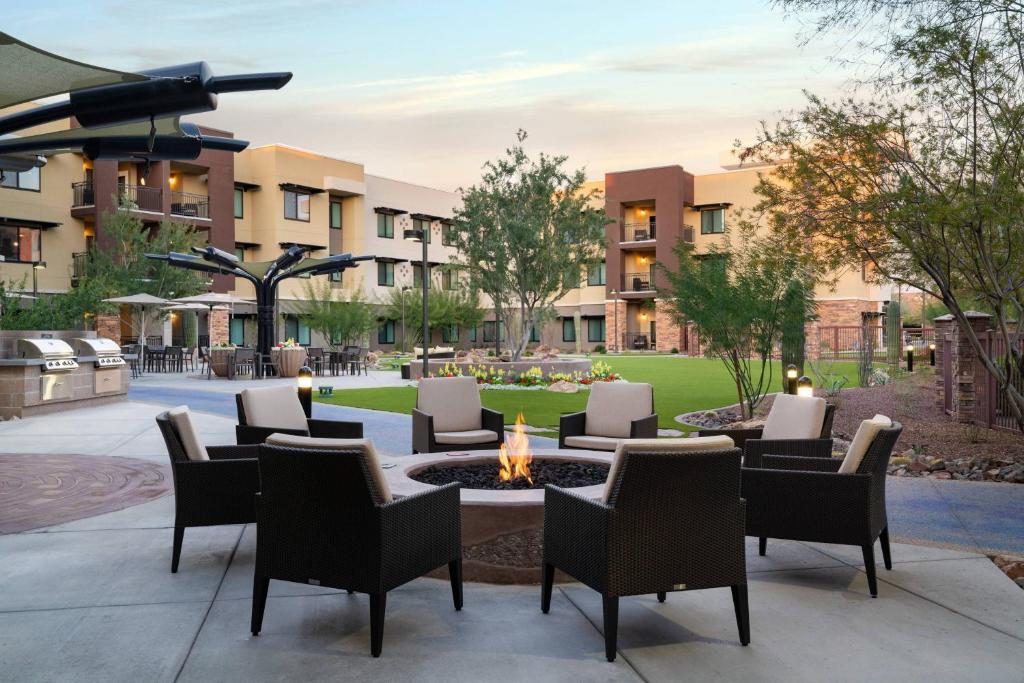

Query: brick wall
left=604, top=300, right=627, bottom=352
left=952, top=312, right=992, bottom=424
left=816, top=299, right=881, bottom=327
left=94, top=314, right=121, bottom=344
left=933, top=314, right=954, bottom=411
left=209, top=308, right=230, bottom=346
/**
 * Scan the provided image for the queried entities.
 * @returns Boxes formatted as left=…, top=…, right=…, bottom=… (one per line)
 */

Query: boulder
left=546, top=380, right=579, bottom=394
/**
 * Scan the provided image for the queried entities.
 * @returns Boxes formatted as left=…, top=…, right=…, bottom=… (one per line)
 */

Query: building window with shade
left=284, top=190, right=310, bottom=221
left=377, top=213, right=394, bottom=238
left=233, top=188, right=244, bottom=218
left=378, top=319, right=395, bottom=344
left=587, top=317, right=606, bottom=342
left=700, top=208, right=725, bottom=234
left=377, top=261, right=395, bottom=287
left=330, top=201, right=342, bottom=230
left=587, top=261, right=606, bottom=286
left=1, top=166, right=40, bottom=192
left=562, top=318, right=576, bottom=343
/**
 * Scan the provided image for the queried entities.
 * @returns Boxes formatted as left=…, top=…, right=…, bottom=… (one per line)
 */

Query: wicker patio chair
left=558, top=382, right=658, bottom=451
left=699, top=394, right=836, bottom=458
left=306, top=347, right=327, bottom=376
left=412, top=376, right=504, bottom=453
left=156, top=407, right=260, bottom=573
left=542, top=437, right=748, bottom=662
left=741, top=416, right=903, bottom=597
left=235, top=385, right=363, bottom=444
left=251, top=435, right=463, bottom=657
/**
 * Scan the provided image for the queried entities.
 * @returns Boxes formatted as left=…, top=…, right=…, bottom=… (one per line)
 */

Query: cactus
left=885, top=300, right=902, bottom=370
left=182, top=310, right=198, bottom=348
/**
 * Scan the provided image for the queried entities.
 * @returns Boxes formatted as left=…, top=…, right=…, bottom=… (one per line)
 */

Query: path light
left=929, top=343, right=936, bottom=366
left=786, top=364, right=799, bottom=395
left=297, top=366, right=313, bottom=418
left=905, top=344, right=915, bottom=373
left=796, top=376, right=813, bottom=397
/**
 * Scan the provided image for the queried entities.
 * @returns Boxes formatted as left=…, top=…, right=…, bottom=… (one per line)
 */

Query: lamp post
left=905, top=344, right=915, bottom=372
left=796, top=376, right=813, bottom=397
left=31, top=261, right=46, bottom=300
left=404, top=226, right=429, bottom=377
left=401, top=285, right=410, bottom=354
left=786, top=364, right=799, bottom=395
left=929, top=342, right=936, bottom=367
left=611, top=289, right=619, bottom=353
left=297, top=365, right=313, bottom=417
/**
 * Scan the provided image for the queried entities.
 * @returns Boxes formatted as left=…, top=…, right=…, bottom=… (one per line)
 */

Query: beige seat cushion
left=585, top=382, right=654, bottom=438
left=603, top=435, right=735, bottom=502
left=167, top=406, right=209, bottom=461
left=838, top=414, right=892, bottom=475
left=434, top=429, right=499, bottom=445
left=563, top=435, right=622, bottom=451
left=417, top=376, right=482, bottom=432
left=761, top=394, right=827, bottom=440
left=264, top=433, right=392, bottom=502
left=240, top=386, right=308, bottom=431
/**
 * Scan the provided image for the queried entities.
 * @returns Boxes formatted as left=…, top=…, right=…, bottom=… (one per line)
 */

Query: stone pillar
left=94, top=314, right=121, bottom=344
left=604, top=299, right=627, bottom=352
left=932, top=314, right=954, bottom=411
left=654, top=299, right=681, bottom=352
left=209, top=308, right=230, bottom=347
left=952, top=311, right=992, bottom=424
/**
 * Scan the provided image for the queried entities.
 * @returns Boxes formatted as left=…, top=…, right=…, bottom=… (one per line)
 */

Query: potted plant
left=272, top=338, right=307, bottom=377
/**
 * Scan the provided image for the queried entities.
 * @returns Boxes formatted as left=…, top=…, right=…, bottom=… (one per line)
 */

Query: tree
left=299, top=279, right=376, bottom=349
left=660, top=224, right=817, bottom=418
left=378, top=274, right=485, bottom=347
left=452, top=130, right=610, bottom=360
left=751, top=0, right=1024, bottom=426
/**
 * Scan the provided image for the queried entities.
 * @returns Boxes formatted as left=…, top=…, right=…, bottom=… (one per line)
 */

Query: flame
left=498, top=412, right=533, bottom=484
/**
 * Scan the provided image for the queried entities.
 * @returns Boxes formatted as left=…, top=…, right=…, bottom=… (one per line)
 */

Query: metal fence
left=813, top=325, right=934, bottom=363
left=975, top=331, right=1024, bottom=433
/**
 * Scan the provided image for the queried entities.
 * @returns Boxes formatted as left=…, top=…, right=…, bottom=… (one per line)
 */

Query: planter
left=209, top=349, right=235, bottom=378
left=273, top=347, right=307, bottom=378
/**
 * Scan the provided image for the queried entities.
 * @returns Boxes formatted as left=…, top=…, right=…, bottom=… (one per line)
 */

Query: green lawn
left=316, top=356, right=865, bottom=432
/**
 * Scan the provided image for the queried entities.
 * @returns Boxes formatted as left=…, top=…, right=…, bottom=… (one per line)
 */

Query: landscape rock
left=546, top=380, right=579, bottom=394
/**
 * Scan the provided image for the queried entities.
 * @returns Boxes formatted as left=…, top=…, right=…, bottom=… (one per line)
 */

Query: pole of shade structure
left=297, top=366, right=313, bottom=417
left=421, top=234, right=429, bottom=378
left=905, top=344, right=914, bottom=373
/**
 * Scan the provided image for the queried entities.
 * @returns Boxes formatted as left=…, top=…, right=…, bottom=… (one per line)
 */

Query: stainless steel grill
left=17, top=338, right=79, bottom=372
left=74, top=337, right=126, bottom=368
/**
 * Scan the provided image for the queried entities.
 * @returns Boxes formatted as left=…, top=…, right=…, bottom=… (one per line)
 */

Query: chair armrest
left=558, top=411, right=587, bottom=448
left=235, top=425, right=307, bottom=445
left=173, top=457, right=261, bottom=523
left=380, top=483, right=462, bottom=588
left=630, top=413, right=659, bottom=439
left=741, top=467, right=873, bottom=536
left=481, top=408, right=504, bottom=437
left=744, top=438, right=834, bottom=468
left=412, top=409, right=435, bottom=453
left=543, top=485, right=611, bottom=590
left=761, top=454, right=843, bottom=472
left=697, top=427, right=764, bottom=449
left=307, top=419, right=363, bottom=439
left=207, top=444, right=261, bottom=460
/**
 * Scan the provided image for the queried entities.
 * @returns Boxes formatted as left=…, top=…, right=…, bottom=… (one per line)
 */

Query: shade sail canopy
left=172, top=292, right=252, bottom=305
left=0, top=117, right=184, bottom=155
left=0, top=32, right=145, bottom=109
left=103, top=293, right=169, bottom=305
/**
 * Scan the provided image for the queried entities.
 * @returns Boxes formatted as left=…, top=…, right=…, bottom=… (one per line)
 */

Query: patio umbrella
left=103, top=293, right=169, bottom=346
left=172, top=292, right=252, bottom=347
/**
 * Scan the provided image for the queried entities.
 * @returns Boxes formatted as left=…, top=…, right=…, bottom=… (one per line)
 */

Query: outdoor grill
left=74, top=337, right=126, bottom=368
left=17, top=338, right=79, bottom=372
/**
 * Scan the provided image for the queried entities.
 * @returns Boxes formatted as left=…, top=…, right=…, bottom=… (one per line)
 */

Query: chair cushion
left=264, top=433, right=393, bottom=502
left=585, top=382, right=654, bottom=438
left=761, top=394, right=827, bottom=440
left=417, top=376, right=482, bottom=432
left=167, top=406, right=209, bottom=461
left=838, top=414, right=893, bottom=474
left=563, top=435, right=622, bottom=451
left=603, top=435, right=735, bottom=502
left=434, top=429, right=499, bottom=445
left=240, top=386, right=309, bottom=431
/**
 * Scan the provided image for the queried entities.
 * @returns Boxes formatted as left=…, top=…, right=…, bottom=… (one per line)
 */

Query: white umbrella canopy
left=160, top=302, right=209, bottom=312
left=171, top=293, right=251, bottom=305
left=103, top=293, right=169, bottom=306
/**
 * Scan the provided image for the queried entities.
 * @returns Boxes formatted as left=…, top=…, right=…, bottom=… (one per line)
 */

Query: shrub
left=670, top=347, right=679, bottom=354
left=594, top=344, right=606, bottom=354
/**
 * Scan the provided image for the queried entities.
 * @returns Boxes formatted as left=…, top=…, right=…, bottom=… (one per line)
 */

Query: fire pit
left=385, top=414, right=613, bottom=584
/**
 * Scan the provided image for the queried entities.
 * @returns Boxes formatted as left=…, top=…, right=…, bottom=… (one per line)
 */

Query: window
left=442, top=223, right=457, bottom=246
left=413, top=218, right=431, bottom=243
left=587, top=261, right=606, bottom=286
left=330, top=201, right=342, bottom=230
left=562, top=318, right=576, bottom=343
left=229, top=318, right=245, bottom=345
left=529, top=325, right=540, bottom=343
left=283, top=317, right=311, bottom=345
left=587, top=317, right=606, bottom=342
left=234, top=247, right=245, bottom=262
left=233, top=188, right=244, bottom=218
left=377, top=261, right=394, bottom=286
left=700, top=208, right=725, bottom=234
left=412, top=264, right=430, bottom=288
left=441, top=324, right=458, bottom=343
left=483, top=321, right=505, bottom=343
left=441, top=269, right=457, bottom=290
left=378, top=319, right=395, bottom=344
left=284, top=190, right=310, bottom=221
left=376, top=213, right=394, bottom=238
left=0, top=226, right=40, bottom=263
left=1, top=166, right=40, bottom=192
left=330, top=271, right=341, bottom=283
left=468, top=326, right=477, bottom=342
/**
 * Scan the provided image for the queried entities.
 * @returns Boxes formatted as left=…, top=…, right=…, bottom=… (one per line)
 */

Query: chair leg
left=602, top=595, right=619, bottom=662
left=370, top=592, right=387, bottom=657
left=879, top=527, right=893, bottom=570
left=541, top=563, right=555, bottom=614
left=657, top=592, right=666, bottom=603
left=171, top=525, right=184, bottom=573
left=862, top=544, right=878, bottom=597
left=758, top=537, right=767, bottom=556
left=449, top=559, right=463, bottom=611
left=251, top=575, right=270, bottom=635
left=730, top=584, right=750, bottom=645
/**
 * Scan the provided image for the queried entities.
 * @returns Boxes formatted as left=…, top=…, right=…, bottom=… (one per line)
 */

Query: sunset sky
left=8, top=0, right=854, bottom=189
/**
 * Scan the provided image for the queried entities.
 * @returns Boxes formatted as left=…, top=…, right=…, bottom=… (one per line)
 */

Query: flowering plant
left=588, top=360, right=621, bottom=382
left=516, top=366, right=545, bottom=386
left=276, top=338, right=302, bottom=349
left=210, top=342, right=236, bottom=350
left=432, top=362, right=463, bottom=378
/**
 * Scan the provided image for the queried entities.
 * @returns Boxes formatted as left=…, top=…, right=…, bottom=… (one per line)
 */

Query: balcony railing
left=71, top=181, right=94, bottom=207
left=71, top=251, right=88, bottom=281
left=682, top=224, right=694, bottom=243
left=72, top=182, right=163, bottom=212
left=170, top=191, right=210, bottom=219
left=623, top=221, right=656, bottom=242
left=622, top=272, right=654, bottom=292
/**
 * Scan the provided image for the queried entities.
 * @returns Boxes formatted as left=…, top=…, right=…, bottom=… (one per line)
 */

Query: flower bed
left=429, top=360, right=621, bottom=388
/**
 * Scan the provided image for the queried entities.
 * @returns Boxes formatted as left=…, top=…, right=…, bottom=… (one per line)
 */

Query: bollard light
left=929, top=342, right=936, bottom=366
left=796, top=376, right=813, bottom=397
left=905, top=344, right=915, bottom=373
left=786, top=364, right=799, bottom=395
left=297, top=365, right=313, bottom=417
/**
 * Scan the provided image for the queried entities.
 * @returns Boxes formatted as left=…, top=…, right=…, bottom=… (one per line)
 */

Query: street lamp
left=401, top=285, right=410, bottom=354
left=905, top=344, right=915, bottom=372
left=796, top=376, right=813, bottom=397
left=404, top=227, right=429, bottom=377
left=786, top=364, right=799, bottom=395
left=929, top=342, right=936, bottom=366
left=610, top=289, right=619, bottom=353
left=31, top=261, right=46, bottom=300
left=297, top=365, right=313, bottom=417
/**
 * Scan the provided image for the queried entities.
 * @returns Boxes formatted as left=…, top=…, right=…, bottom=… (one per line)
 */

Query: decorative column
left=932, top=314, right=954, bottom=411
left=209, top=307, right=230, bottom=347
left=604, top=298, right=627, bottom=351
left=952, top=311, right=992, bottom=424
left=94, top=314, right=121, bottom=344
left=654, top=299, right=681, bottom=352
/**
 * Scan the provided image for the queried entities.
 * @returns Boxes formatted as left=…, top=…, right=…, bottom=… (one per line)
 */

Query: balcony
left=71, top=182, right=94, bottom=207
left=622, top=272, right=654, bottom=293
left=71, top=251, right=88, bottom=283
left=70, top=182, right=162, bottom=212
left=170, top=191, right=210, bottom=219
left=622, top=221, right=656, bottom=242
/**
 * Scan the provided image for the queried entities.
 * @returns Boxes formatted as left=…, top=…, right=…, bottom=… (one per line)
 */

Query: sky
left=7, top=0, right=853, bottom=190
